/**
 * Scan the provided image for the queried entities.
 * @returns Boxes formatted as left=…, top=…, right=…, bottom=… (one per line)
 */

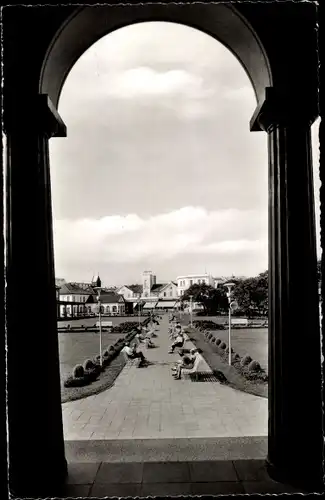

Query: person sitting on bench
left=122, top=342, right=146, bottom=365
left=172, top=352, right=196, bottom=379
left=168, top=328, right=184, bottom=353
left=135, top=332, right=145, bottom=343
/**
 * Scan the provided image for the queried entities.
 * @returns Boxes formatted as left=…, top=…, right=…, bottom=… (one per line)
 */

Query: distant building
left=117, top=271, right=179, bottom=312
left=91, top=274, right=102, bottom=288
left=176, top=273, right=227, bottom=311
left=92, top=291, right=125, bottom=316
left=58, top=282, right=97, bottom=317
left=177, top=273, right=215, bottom=297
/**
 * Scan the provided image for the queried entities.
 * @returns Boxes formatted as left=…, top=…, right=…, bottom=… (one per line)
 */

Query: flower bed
left=200, top=329, right=268, bottom=383
left=63, top=321, right=143, bottom=389
left=192, top=320, right=225, bottom=331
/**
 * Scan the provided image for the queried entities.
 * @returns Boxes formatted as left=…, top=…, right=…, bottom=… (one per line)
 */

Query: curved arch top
left=39, top=3, right=272, bottom=110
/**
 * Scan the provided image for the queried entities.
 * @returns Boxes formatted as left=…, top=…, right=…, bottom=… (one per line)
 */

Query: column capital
left=4, top=94, right=66, bottom=137
left=250, top=87, right=318, bottom=132
left=38, top=94, right=67, bottom=138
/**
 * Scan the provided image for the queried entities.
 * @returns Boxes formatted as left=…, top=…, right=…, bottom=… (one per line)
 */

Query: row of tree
left=181, top=261, right=321, bottom=317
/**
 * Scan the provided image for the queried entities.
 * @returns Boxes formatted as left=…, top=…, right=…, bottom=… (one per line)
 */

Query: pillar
left=5, top=94, right=68, bottom=497
left=251, top=88, right=323, bottom=491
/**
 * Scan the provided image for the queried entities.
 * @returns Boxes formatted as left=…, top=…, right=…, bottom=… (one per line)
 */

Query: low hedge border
left=63, top=319, right=149, bottom=390
left=186, top=326, right=267, bottom=399
left=198, top=329, right=268, bottom=383
left=193, top=320, right=225, bottom=331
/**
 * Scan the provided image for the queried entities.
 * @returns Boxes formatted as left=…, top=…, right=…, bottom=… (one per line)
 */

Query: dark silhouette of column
left=251, top=88, right=323, bottom=491
left=5, top=94, right=68, bottom=497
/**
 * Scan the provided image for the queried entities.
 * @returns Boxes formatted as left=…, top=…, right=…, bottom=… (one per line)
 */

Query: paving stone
left=66, top=462, right=100, bottom=484
left=95, top=462, right=143, bottom=483
left=189, top=460, right=238, bottom=482
left=232, top=459, right=270, bottom=481
left=60, top=484, right=92, bottom=497
left=190, top=481, right=245, bottom=495
left=242, top=480, right=303, bottom=494
left=143, top=461, right=190, bottom=483
left=90, top=482, right=141, bottom=497
left=140, top=482, right=192, bottom=496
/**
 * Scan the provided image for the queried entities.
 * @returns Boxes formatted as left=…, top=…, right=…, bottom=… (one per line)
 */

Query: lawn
left=188, top=315, right=268, bottom=372
left=58, top=316, right=145, bottom=388
left=58, top=330, right=126, bottom=385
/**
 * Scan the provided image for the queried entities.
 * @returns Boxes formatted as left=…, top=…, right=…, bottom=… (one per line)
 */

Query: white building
left=59, top=282, right=96, bottom=317
left=177, top=273, right=215, bottom=297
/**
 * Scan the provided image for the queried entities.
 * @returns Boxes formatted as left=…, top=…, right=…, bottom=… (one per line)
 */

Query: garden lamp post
left=94, top=287, right=103, bottom=367
left=189, top=295, right=193, bottom=327
left=224, top=282, right=236, bottom=365
left=138, top=293, right=142, bottom=327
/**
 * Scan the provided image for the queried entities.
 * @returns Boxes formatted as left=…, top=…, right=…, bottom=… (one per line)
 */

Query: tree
left=233, top=271, right=268, bottom=317
left=181, top=283, right=228, bottom=314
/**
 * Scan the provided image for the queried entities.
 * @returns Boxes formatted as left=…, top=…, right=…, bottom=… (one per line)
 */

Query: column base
left=266, top=458, right=324, bottom=493
left=9, top=457, right=68, bottom=498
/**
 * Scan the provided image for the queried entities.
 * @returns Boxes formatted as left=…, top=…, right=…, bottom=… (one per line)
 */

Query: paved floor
left=62, top=316, right=267, bottom=440
left=62, top=459, right=307, bottom=497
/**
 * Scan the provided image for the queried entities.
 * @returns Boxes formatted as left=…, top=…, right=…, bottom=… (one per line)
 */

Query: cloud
left=51, top=22, right=321, bottom=284
left=53, top=206, right=268, bottom=270
left=104, top=67, right=212, bottom=99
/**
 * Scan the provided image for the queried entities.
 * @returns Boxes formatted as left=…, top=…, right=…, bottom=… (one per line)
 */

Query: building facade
left=91, top=292, right=126, bottom=316
left=177, top=273, right=215, bottom=297
left=58, top=282, right=96, bottom=317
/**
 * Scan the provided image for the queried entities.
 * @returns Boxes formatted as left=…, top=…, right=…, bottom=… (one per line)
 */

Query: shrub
left=85, top=367, right=100, bottom=381
left=64, top=375, right=89, bottom=388
left=240, top=354, right=252, bottom=366
left=215, top=338, right=221, bottom=345
left=214, top=370, right=228, bottom=383
left=73, top=364, right=84, bottom=378
left=248, top=360, right=261, bottom=372
left=83, top=359, right=95, bottom=371
left=193, top=320, right=225, bottom=331
left=219, top=342, right=227, bottom=350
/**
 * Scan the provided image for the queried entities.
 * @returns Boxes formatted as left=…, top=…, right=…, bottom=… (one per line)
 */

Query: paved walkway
left=62, top=316, right=267, bottom=440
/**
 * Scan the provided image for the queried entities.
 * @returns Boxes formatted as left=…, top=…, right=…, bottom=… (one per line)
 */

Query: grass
left=185, top=326, right=268, bottom=399
left=59, top=316, right=147, bottom=403
left=186, top=314, right=268, bottom=372
left=61, top=352, right=126, bottom=403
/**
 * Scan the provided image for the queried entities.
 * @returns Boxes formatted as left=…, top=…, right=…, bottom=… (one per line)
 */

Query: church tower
left=91, top=273, right=102, bottom=288
left=142, top=270, right=156, bottom=297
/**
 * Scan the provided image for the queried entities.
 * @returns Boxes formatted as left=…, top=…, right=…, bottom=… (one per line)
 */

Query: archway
left=51, top=18, right=269, bottom=446
left=4, top=3, right=322, bottom=496
left=39, top=4, right=272, bottom=109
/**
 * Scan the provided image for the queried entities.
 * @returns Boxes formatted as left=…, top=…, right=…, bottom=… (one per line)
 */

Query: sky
left=49, top=21, right=320, bottom=287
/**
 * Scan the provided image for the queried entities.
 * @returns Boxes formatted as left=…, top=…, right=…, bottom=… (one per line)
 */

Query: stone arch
left=39, top=4, right=272, bottom=110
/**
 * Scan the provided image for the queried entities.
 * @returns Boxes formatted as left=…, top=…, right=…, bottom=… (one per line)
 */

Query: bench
left=225, top=318, right=249, bottom=327
left=96, top=321, right=113, bottom=328
left=180, top=354, right=206, bottom=381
